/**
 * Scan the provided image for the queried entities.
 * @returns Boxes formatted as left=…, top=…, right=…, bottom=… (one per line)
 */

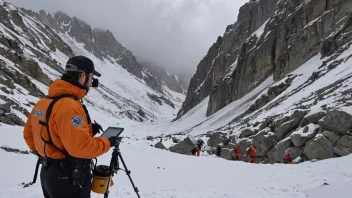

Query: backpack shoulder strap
left=39, top=94, right=79, bottom=156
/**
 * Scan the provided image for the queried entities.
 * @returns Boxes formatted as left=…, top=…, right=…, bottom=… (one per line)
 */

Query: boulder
left=172, top=137, right=181, bottom=143
left=252, top=129, right=278, bottom=156
left=267, top=147, right=276, bottom=164
left=319, top=110, right=352, bottom=135
left=206, top=132, right=227, bottom=148
left=337, top=135, right=352, bottom=148
left=284, top=147, right=301, bottom=160
left=333, top=144, right=352, bottom=157
left=146, top=136, right=153, bottom=140
left=274, top=138, right=294, bottom=162
left=322, top=131, right=341, bottom=144
left=290, top=124, right=319, bottom=147
left=228, top=135, right=237, bottom=143
left=299, top=111, right=326, bottom=127
left=169, top=136, right=196, bottom=155
left=239, top=128, right=258, bottom=138
left=259, top=118, right=273, bottom=131
left=303, top=135, right=335, bottom=160
left=274, top=110, right=307, bottom=140
left=154, top=142, right=166, bottom=150
left=220, top=148, right=233, bottom=160
left=237, top=138, right=252, bottom=155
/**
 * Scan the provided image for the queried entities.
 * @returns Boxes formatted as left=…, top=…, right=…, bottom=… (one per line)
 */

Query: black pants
left=40, top=162, right=92, bottom=198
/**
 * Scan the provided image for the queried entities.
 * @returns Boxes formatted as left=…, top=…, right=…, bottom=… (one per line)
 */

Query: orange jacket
left=247, top=147, right=256, bottom=157
left=284, top=154, right=292, bottom=162
left=23, top=79, right=111, bottom=159
left=191, top=146, right=201, bottom=156
left=234, top=146, right=240, bottom=155
left=196, top=147, right=201, bottom=156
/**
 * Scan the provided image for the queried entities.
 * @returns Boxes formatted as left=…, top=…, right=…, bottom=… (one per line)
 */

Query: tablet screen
left=100, top=127, right=124, bottom=138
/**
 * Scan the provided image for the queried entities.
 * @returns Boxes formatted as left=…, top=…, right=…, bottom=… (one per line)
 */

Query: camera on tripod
left=91, top=127, right=140, bottom=198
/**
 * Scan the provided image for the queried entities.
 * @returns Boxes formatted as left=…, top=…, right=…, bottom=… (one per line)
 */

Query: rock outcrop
left=178, top=0, right=352, bottom=119
left=177, top=0, right=279, bottom=118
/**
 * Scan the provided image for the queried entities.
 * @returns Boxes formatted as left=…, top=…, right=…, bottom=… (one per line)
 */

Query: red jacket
left=234, top=146, right=240, bottom=156
left=284, top=154, right=292, bottom=162
left=247, top=147, right=256, bottom=157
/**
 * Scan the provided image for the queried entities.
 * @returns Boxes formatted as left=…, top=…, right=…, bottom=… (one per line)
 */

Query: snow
left=223, top=58, right=238, bottom=79
left=339, top=106, right=352, bottom=116
left=304, top=180, right=352, bottom=198
left=305, top=105, right=324, bottom=117
left=0, top=6, right=184, bottom=125
left=290, top=123, right=319, bottom=137
left=251, top=19, right=269, bottom=38
left=1, top=125, right=352, bottom=198
left=0, top=1, right=351, bottom=197
left=57, top=31, right=183, bottom=121
left=11, top=108, right=28, bottom=123
left=126, top=75, right=274, bottom=138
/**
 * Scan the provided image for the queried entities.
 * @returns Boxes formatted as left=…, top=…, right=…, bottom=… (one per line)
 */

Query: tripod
left=104, top=140, right=140, bottom=198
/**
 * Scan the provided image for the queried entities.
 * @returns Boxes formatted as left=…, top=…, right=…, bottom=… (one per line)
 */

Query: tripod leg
left=117, top=152, right=141, bottom=198
left=104, top=149, right=118, bottom=198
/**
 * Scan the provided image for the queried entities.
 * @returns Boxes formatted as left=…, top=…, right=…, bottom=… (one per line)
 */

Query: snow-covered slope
left=133, top=35, right=352, bottom=164
left=0, top=0, right=184, bottom=127
left=138, top=0, right=352, bottom=165
left=1, top=124, right=351, bottom=198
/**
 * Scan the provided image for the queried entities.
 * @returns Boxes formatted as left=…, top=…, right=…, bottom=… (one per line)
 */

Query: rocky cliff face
left=0, top=1, right=185, bottom=126
left=34, top=11, right=144, bottom=79
left=20, top=9, right=186, bottom=95
left=178, top=0, right=352, bottom=118
left=177, top=0, right=279, bottom=118
left=155, top=0, right=352, bottom=164
left=142, top=61, right=187, bottom=94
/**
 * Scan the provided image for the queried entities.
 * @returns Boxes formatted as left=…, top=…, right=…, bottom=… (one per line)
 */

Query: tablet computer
left=100, top=127, right=124, bottom=138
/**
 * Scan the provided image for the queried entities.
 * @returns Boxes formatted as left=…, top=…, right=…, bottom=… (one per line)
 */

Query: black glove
left=92, top=120, right=103, bottom=136
left=108, top=137, right=117, bottom=147
left=108, top=137, right=123, bottom=147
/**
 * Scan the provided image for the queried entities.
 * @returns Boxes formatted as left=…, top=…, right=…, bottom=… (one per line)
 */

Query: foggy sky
left=7, top=0, right=248, bottom=76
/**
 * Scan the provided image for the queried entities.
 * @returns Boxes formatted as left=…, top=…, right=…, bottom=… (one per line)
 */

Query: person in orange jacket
left=23, top=56, right=117, bottom=198
left=190, top=146, right=201, bottom=156
left=234, top=145, right=240, bottom=161
left=247, top=144, right=257, bottom=163
left=284, top=153, right=293, bottom=164
left=190, top=139, right=204, bottom=156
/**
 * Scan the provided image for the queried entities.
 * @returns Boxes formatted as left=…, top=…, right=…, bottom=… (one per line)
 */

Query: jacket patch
left=71, top=115, right=83, bottom=127
left=32, top=109, right=44, bottom=118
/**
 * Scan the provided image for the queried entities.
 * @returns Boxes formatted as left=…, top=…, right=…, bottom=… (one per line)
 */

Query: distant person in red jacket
left=234, top=145, right=240, bottom=161
left=190, top=146, right=201, bottom=156
left=247, top=144, right=257, bottom=163
left=284, top=153, right=293, bottom=164
left=190, top=139, right=204, bottom=156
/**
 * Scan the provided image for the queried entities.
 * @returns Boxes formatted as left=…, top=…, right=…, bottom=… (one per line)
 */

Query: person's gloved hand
left=108, top=136, right=117, bottom=147
left=92, top=120, right=103, bottom=136
left=108, top=137, right=123, bottom=147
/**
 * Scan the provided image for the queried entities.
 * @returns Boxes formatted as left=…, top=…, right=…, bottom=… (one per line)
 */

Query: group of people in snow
left=191, top=141, right=293, bottom=164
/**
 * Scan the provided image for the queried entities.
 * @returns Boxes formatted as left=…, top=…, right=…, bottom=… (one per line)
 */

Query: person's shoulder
left=55, top=97, right=82, bottom=111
